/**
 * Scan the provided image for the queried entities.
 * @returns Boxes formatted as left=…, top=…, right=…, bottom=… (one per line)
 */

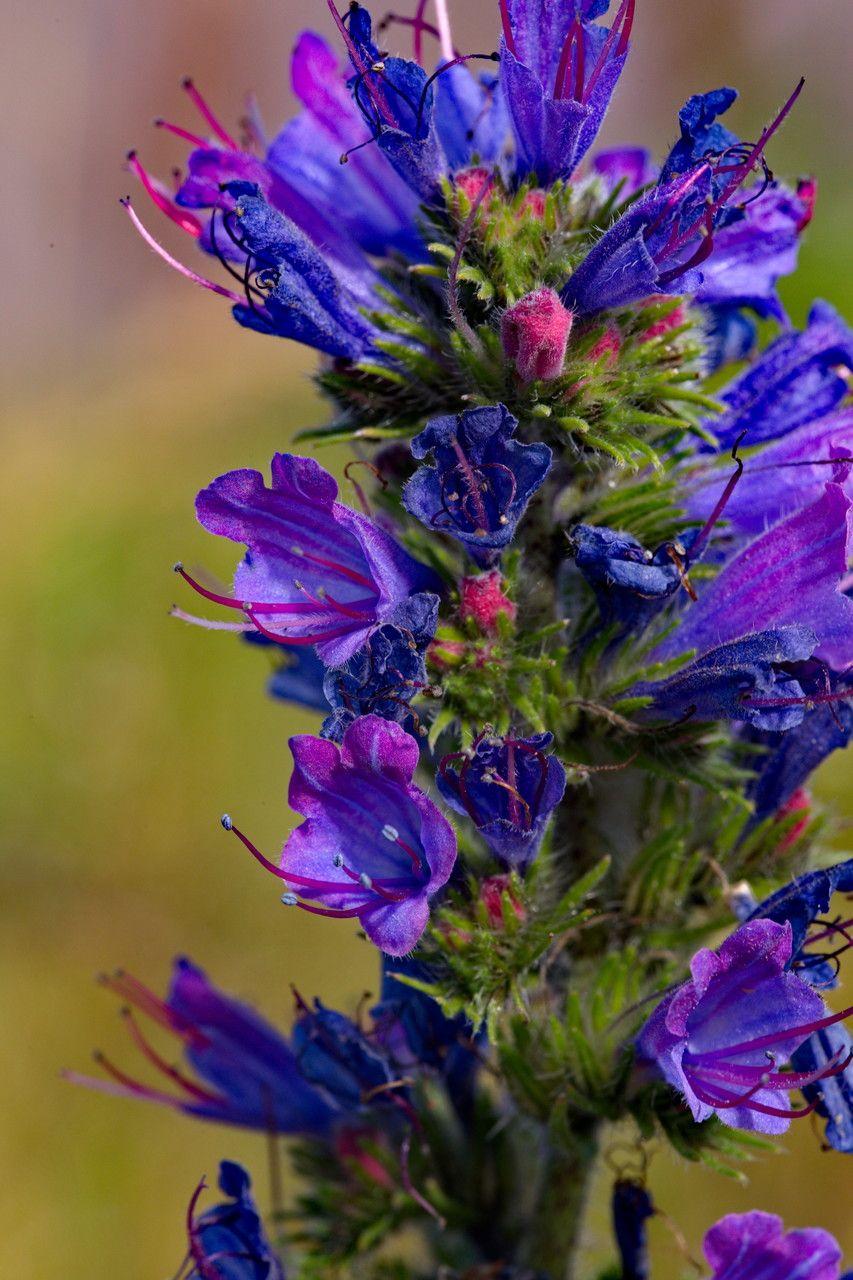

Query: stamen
left=498, top=0, right=516, bottom=54
left=665, top=544, right=698, bottom=602
left=584, top=0, right=635, bottom=100
left=92, top=1050, right=186, bottom=1107
left=696, top=1003, right=853, bottom=1062
left=121, top=1009, right=228, bottom=1106
left=121, top=199, right=243, bottom=303
left=433, top=0, right=455, bottom=62
left=554, top=19, right=584, bottom=102
left=181, top=77, right=240, bottom=150
left=688, top=1074, right=819, bottom=1120
left=126, top=152, right=202, bottom=237
left=690, top=431, right=746, bottom=556
left=327, top=1, right=395, bottom=127
left=154, top=118, right=208, bottom=148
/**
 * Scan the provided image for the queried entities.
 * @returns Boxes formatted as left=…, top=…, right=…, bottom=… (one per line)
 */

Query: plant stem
left=525, top=1129, right=599, bottom=1280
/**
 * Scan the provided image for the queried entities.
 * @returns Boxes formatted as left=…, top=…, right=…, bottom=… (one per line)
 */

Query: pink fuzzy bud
left=454, top=167, right=494, bottom=204
left=459, top=571, right=516, bottom=633
left=501, top=287, right=573, bottom=383
left=481, top=875, right=526, bottom=928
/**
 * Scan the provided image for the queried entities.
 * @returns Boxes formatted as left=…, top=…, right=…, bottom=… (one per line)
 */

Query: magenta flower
left=177, top=453, right=439, bottom=666
left=225, top=715, right=457, bottom=956
left=637, top=919, right=853, bottom=1135
left=703, top=1211, right=842, bottom=1280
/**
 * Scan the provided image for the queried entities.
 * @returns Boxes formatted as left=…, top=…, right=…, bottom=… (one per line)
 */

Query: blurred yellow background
left=2, top=1, right=851, bottom=1276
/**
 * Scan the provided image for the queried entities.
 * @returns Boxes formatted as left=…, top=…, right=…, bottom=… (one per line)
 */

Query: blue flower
left=222, top=182, right=382, bottom=357
left=321, top=597, right=438, bottom=743
left=611, top=1180, right=655, bottom=1280
left=659, top=87, right=740, bottom=184
left=562, top=81, right=805, bottom=314
left=372, top=956, right=480, bottom=1110
left=291, top=993, right=409, bottom=1118
left=68, top=958, right=337, bottom=1134
left=570, top=523, right=704, bottom=635
left=180, top=452, right=440, bottom=666
left=702, top=1211, right=843, bottom=1280
left=701, top=301, right=853, bottom=450
left=746, top=700, right=853, bottom=826
left=403, top=404, right=552, bottom=567
left=242, top=634, right=330, bottom=713
left=743, top=860, right=853, bottom=988
left=186, top=1161, right=284, bottom=1280
left=499, top=0, right=635, bottom=185
left=437, top=730, right=566, bottom=869
left=636, top=628, right=823, bottom=732
left=636, top=919, right=853, bottom=1135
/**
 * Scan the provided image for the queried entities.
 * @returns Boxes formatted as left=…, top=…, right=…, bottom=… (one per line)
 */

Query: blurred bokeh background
left=2, top=1, right=851, bottom=1275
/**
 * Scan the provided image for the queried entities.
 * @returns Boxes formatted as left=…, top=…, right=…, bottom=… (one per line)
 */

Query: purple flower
left=561, top=81, right=805, bottom=315
left=701, top=301, right=853, bottom=450
left=590, top=146, right=654, bottom=197
left=702, top=1211, right=842, bottom=1280
left=321, top=596, right=438, bottom=743
left=650, top=483, right=853, bottom=680
left=185, top=1160, right=285, bottom=1280
left=67, top=958, right=337, bottom=1134
left=498, top=0, right=635, bottom=185
left=402, top=404, right=552, bottom=567
left=636, top=919, right=853, bottom=1134
left=685, top=409, right=853, bottom=549
left=437, top=730, right=566, bottom=869
left=178, top=452, right=439, bottom=666
left=227, top=715, right=457, bottom=956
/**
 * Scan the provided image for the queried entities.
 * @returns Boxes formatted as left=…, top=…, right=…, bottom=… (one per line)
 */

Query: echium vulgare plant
left=71, top=1, right=853, bottom=1276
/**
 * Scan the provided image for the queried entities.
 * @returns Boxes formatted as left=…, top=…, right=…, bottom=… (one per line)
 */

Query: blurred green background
left=2, top=1, right=851, bottom=1276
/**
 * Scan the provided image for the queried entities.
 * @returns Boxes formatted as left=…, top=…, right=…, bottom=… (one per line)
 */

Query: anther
left=333, top=853, right=344, bottom=867
left=281, top=893, right=298, bottom=906
left=382, top=824, right=400, bottom=841
left=359, top=873, right=373, bottom=889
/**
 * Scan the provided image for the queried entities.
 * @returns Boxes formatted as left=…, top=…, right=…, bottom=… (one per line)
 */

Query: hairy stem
left=525, top=1130, right=599, bottom=1280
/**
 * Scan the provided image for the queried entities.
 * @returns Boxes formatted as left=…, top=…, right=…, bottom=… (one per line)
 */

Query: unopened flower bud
left=501, top=287, right=574, bottom=383
left=459, top=571, right=516, bottom=634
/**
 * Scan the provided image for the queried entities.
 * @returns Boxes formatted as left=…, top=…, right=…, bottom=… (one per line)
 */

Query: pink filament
left=121, top=199, right=243, bottom=303
left=154, top=117, right=208, bottom=148
left=181, top=77, right=240, bottom=150
left=127, top=152, right=202, bottom=237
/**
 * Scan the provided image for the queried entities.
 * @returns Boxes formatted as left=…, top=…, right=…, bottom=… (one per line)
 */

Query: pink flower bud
left=796, top=176, right=818, bottom=230
left=481, top=875, right=526, bottom=928
left=459, top=571, right=516, bottom=634
left=454, top=167, right=494, bottom=204
left=501, top=287, right=574, bottom=383
left=775, top=787, right=811, bottom=852
left=641, top=297, right=686, bottom=341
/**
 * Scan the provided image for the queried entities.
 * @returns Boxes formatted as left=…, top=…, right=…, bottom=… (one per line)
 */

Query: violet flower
left=746, top=700, right=853, bottom=827
left=403, top=404, right=552, bottom=567
left=225, top=715, right=457, bottom=956
left=185, top=1160, right=285, bottom=1280
left=702, top=1211, right=842, bottom=1280
left=636, top=919, right=853, bottom=1135
left=66, top=958, right=337, bottom=1134
left=644, top=484, right=853, bottom=724
left=437, top=730, right=566, bottom=869
left=498, top=0, right=635, bottom=185
left=562, top=82, right=805, bottom=315
left=178, top=452, right=440, bottom=666
left=700, top=301, right=853, bottom=450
